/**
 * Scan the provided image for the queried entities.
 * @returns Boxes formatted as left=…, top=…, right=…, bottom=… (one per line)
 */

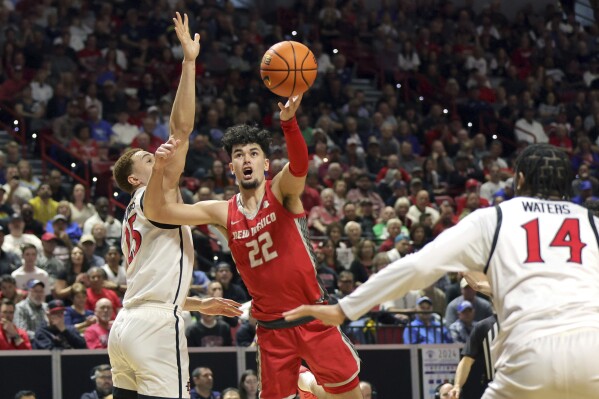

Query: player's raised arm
left=285, top=208, right=496, bottom=324
left=163, top=12, right=200, bottom=188
left=271, top=95, right=309, bottom=200
left=144, top=140, right=228, bottom=226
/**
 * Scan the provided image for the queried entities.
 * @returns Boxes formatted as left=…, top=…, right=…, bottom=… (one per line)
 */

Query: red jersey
left=227, top=180, right=325, bottom=321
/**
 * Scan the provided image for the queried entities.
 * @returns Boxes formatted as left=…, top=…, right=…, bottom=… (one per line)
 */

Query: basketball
left=260, top=41, right=318, bottom=98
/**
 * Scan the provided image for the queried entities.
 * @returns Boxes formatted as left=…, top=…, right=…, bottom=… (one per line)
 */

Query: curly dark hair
left=514, top=144, right=572, bottom=200
left=221, top=124, right=271, bottom=156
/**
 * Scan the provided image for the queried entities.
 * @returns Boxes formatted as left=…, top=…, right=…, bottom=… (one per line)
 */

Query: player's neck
left=239, top=184, right=266, bottom=213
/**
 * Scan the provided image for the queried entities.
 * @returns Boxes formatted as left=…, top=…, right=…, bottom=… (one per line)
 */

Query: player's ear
left=127, top=174, right=140, bottom=187
left=229, top=162, right=234, bottom=175
left=264, top=158, right=269, bottom=172
left=516, top=171, right=525, bottom=191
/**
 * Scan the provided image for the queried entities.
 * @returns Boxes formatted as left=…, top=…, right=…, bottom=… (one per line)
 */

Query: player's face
left=130, top=150, right=155, bottom=187
left=229, top=144, right=269, bottom=191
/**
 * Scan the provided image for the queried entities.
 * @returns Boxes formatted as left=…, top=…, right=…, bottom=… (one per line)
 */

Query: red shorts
left=256, top=319, right=360, bottom=398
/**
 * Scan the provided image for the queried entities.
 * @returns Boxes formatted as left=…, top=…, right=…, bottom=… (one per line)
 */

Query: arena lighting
left=32, top=133, right=37, bottom=139
left=291, top=31, right=297, bottom=36
left=419, top=96, right=424, bottom=101
left=70, top=163, right=76, bottom=168
left=92, top=177, right=98, bottom=182
left=467, top=122, right=473, bottom=127
left=323, top=157, right=329, bottom=163
left=13, top=120, right=18, bottom=125
left=333, top=48, right=338, bottom=54
left=213, top=256, right=219, bottom=261
left=492, top=134, right=498, bottom=139
left=396, top=83, right=402, bottom=89
left=443, top=109, right=448, bottom=114
left=14, top=127, right=19, bottom=132
left=113, top=192, right=118, bottom=197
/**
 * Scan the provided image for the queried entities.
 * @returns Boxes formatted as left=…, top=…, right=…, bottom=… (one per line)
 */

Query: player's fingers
left=218, top=298, right=242, bottom=307
left=184, top=13, right=189, bottom=31
left=283, top=305, right=310, bottom=321
left=194, top=33, right=200, bottom=44
left=277, top=102, right=285, bottom=112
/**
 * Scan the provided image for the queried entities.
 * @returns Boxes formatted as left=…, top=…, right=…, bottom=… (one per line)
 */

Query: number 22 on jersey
left=246, top=231, right=278, bottom=268
left=125, top=213, right=142, bottom=264
left=522, top=218, right=587, bottom=264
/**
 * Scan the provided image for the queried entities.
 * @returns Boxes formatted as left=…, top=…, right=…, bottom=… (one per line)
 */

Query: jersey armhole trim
left=587, top=209, right=599, bottom=247
left=140, top=192, right=180, bottom=230
left=483, top=206, right=502, bottom=274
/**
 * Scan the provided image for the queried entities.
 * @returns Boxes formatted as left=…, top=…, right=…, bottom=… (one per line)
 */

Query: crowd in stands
left=0, top=0, right=598, bottom=388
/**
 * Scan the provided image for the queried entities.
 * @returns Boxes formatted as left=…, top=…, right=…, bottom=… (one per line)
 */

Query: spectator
left=33, top=298, right=86, bottom=349
left=90, top=223, right=109, bottom=259
left=111, top=111, right=140, bottom=147
left=222, top=388, right=241, bottom=399
left=378, top=218, right=404, bottom=252
left=308, top=188, right=341, bottom=235
left=82, top=197, right=122, bottom=246
left=52, top=99, right=83, bottom=145
left=84, top=298, right=113, bottom=349
left=69, top=124, right=99, bottom=162
left=47, top=170, right=70, bottom=202
left=14, top=391, right=37, bottom=399
left=0, top=275, right=26, bottom=304
left=514, top=107, right=548, bottom=144
left=349, top=239, right=376, bottom=284
left=69, top=183, right=95, bottom=228
left=372, top=206, right=397, bottom=243
left=11, top=244, right=50, bottom=296
left=214, top=262, right=247, bottom=304
left=17, top=161, right=40, bottom=195
left=239, top=369, right=259, bottom=399
left=80, top=364, right=113, bottom=399
left=186, top=311, right=232, bottom=347
left=449, top=300, right=477, bottom=343
left=100, top=246, right=126, bottom=290
left=14, top=280, right=48, bottom=340
left=54, top=246, right=90, bottom=300
left=445, top=279, right=494, bottom=326
left=45, top=201, right=82, bottom=244
left=28, top=183, right=58, bottom=226
left=333, top=270, right=357, bottom=301
left=85, top=267, right=121, bottom=313
left=190, top=367, right=220, bottom=399
left=64, top=282, right=95, bottom=334
left=313, top=242, right=338, bottom=294
left=0, top=227, right=21, bottom=275
left=386, top=233, right=412, bottom=261
left=346, top=173, right=385, bottom=216
left=3, top=164, right=33, bottom=205
left=20, top=203, right=45, bottom=238
left=236, top=316, right=257, bottom=347
left=407, top=190, right=440, bottom=225
left=403, top=296, right=452, bottom=344
left=479, top=165, right=505, bottom=203
left=0, top=187, right=13, bottom=221
left=0, top=298, right=31, bottom=350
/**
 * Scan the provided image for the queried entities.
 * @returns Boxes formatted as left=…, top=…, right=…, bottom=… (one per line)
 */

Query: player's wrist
left=182, top=59, right=196, bottom=65
left=280, top=115, right=297, bottom=123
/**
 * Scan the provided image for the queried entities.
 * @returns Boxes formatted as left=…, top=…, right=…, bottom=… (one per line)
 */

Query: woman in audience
left=238, top=369, right=259, bottom=399
left=53, top=245, right=90, bottom=300
left=17, top=159, right=41, bottom=193
left=210, top=159, right=234, bottom=195
left=409, top=223, right=430, bottom=253
left=308, top=188, right=341, bottom=235
left=45, top=200, right=82, bottom=244
left=69, top=124, right=99, bottom=162
left=349, top=239, right=377, bottom=284
left=69, top=183, right=95, bottom=227
left=64, top=282, right=96, bottom=334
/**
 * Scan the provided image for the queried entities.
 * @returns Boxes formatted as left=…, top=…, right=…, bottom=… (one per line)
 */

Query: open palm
left=173, top=12, right=200, bottom=61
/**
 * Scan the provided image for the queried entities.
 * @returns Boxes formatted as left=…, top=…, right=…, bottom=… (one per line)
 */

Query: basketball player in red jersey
left=145, top=95, right=362, bottom=399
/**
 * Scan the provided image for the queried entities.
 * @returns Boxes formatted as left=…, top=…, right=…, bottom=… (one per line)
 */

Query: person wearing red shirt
left=85, top=267, right=121, bottom=315
left=0, top=298, right=31, bottom=350
left=84, top=298, right=113, bottom=349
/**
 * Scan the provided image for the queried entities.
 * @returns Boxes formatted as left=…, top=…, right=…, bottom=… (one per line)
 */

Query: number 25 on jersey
left=522, top=218, right=587, bottom=264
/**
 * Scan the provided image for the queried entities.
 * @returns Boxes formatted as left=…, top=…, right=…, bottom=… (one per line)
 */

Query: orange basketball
left=260, top=41, right=318, bottom=98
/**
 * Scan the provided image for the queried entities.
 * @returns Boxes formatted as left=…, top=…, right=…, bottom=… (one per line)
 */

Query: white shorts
left=483, top=328, right=599, bottom=399
left=108, top=303, right=190, bottom=398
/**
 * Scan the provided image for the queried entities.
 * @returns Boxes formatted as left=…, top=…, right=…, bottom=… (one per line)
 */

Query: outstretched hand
left=283, top=303, right=346, bottom=326
left=278, top=93, right=303, bottom=121
left=154, top=138, right=181, bottom=170
left=195, top=297, right=243, bottom=317
left=173, top=12, right=200, bottom=61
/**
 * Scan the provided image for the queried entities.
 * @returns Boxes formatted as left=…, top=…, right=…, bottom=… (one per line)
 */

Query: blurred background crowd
left=0, top=0, right=599, bottom=397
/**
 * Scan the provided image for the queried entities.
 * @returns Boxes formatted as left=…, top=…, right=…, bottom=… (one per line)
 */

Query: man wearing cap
left=79, top=234, right=105, bottom=267
left=444, top=278, right=493, bottom=326
left=37, top=232, right=65, bottom=283
left=32, top=299, right=86, bottom=349
left=403, top=296, right=452, bottom=344
left=346, top=173, right=385, bottom=216
left=449, top=300, right=476, bottom=343
left=28, top=184, right=59, bottom=226
left=11, top=244, right=50, bottom=296
left=0, top=298, right=31, bottom=350
left=3, top=213, right=43, bottom=257
left=13, top=280, right=48, bottom=340
left=492, top=177, right=514, bottom=204
left=455, top=179, right=490, bottom=215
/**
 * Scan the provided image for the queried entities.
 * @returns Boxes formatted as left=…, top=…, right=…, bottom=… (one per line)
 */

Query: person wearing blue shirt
left=403, top=296, right=452, bottom=344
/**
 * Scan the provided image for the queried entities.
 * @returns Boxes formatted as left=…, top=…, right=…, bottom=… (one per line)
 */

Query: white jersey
left=121, top=186, right=193, bottom=308
left=339, top=197, right=599, bottom=361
